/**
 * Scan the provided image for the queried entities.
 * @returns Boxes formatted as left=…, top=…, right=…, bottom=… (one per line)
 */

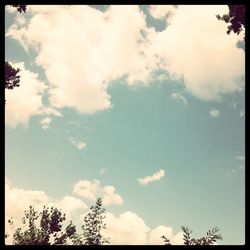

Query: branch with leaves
left=8, top=205, right=77, bottom=245
left=7, top=198, right=110, bottom=245
left=162, top=226, right=222, bottom=245
left=10, top=5, right=27, bottom=13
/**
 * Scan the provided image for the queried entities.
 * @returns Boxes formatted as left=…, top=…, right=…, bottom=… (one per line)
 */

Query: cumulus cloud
left=103, top=186, right=123, bottom=206
left=58, top=196, right=88, bottom=218
left=147, top=5, right=244, bottom=101
left=73, top=179, right=100, bottom=201
left=171, top=93, right=188, bottom=106
left=149, top=5, right=177, bottom=20
left=103, top=213, right=184, bottom=245
left=138, top=169, right=165, bottom=186
left=148, top=225, right=184, bottom=245
left=6, top=5, right=244, bottom=126
left=5, top=62, right=47, bottom=128
left=103, top=211, right=150, bottom=244
left=209, top=108, right=220, bottom=118
left=6, top=5, right=151, bottom=115
left=73, top=179, right=123, bottom=206
left=148, top=226, right=174, bottom=244
left=68, top=137, right=87, bottom=150
left=40, top=116, right=52, bottom=129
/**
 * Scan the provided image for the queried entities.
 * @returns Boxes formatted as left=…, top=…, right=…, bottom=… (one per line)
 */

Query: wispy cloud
left=40, top=117, right=52, bottom=129
left=171, top=93, right=188, bottom=106
left=209, top=108, right=220, bottom=118
left=138, top=169, right=165, bottom=186
left=68, top=137, right=86, bottom=150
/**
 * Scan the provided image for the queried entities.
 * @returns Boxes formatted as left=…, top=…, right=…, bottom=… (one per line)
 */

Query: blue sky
left=5, top=5, right=245, bottom=245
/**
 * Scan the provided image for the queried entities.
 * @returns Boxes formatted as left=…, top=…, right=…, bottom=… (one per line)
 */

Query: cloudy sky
left=5, top=5, right=245, bottom=245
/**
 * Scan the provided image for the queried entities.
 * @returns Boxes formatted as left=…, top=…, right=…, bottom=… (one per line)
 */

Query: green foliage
left=162, top=226, right=222, bottom=245
left=81, top=198, right=110, bottom=245
left=8, top=205, right=76, bottom=245
left=5, top=62, right=21, bottom=90
left=216, top=5, right=245, bottom=39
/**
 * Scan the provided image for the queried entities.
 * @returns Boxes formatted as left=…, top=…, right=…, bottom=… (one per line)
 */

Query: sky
left=5, top=5, right=245, bottom=245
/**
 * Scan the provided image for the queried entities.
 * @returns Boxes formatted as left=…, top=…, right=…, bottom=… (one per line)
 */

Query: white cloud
left=58, top=196, right=88, bottom=219
left=171, top=93, right=188, bottom=106
left=138, top=169, right=165, bottom=186
left=43, top=107, right=63, bottom=117
left=5, top=5, right=16, bottom=13
left=103, top=211, right=150, bottom=244
left=6, top=5, right=244, bottom=126
left=16, top=15, right=26, bottom=25
left=148, top=226, right=184, bottom=245
left=103, top=186, right=123, bottom=206
left=68, top=137, right=87, bottom=150
left=6, top=5, right=151, bottom=114
left=103, top=213, right=184, bottom=245
left=209, top=108, right=220, bottom=118
left=148, top=226, right=173, bottom=244
left=73, top=179, right=100, bottom=201
left=149, top=5, right=177, bottom=20
left=40, top=116, right=52, bottom=129
left=5, top=62, right=47, bottom=128
left=171, top=231, right=185, bottom=245
left=147, top=5, right=245, bottom=101
left=73, top=179, right=124, bottom=206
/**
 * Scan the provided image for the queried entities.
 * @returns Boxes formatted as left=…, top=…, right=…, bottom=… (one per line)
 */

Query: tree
left=216, top=5, right=245, bottom=39
left=81, top=198, right=110, bottom=245
left=5, top=5, right=27, bottom=88
left=162, top=226, right=222, bottom=245
left=5, top=62, right=21, bottom=90
left=10, top=5, right=27, bottom=13
left=8, top=205, right=77, bottom=245
left=5, top=5, right=27, bottom=97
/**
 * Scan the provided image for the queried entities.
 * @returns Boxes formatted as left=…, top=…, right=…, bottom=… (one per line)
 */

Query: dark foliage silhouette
left=7, top=198, right=110, bottom=245
left=5, top=62, right=21, bottom=90
left=8, top=205, right=77, bottom=245
left=216, top=5, right=245, bottom=39
left=81, top=197, right=110, bottom=245
left=10, top=5, right=27, bottom=13
left=162, top=226, right=222, bottom=245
